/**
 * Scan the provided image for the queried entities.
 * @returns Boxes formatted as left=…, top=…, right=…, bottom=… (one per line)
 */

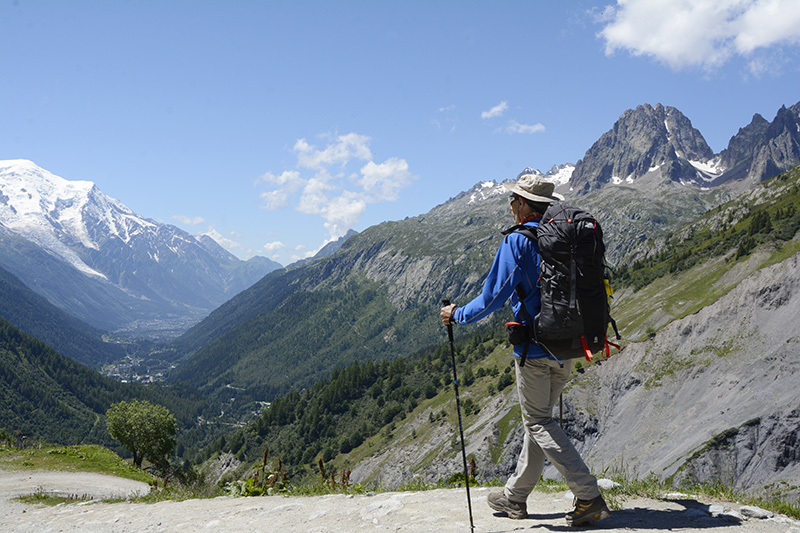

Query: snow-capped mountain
left=0, top=160, right=281, bottom=336
left=1, top=160, right=153, bottom=278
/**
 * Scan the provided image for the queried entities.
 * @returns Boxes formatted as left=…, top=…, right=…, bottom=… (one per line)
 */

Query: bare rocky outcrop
left=564, top=250, right=800, bottom=498
left=198, top=452, right=241, bottom=487
left=569, top=104, right=715, bottom=193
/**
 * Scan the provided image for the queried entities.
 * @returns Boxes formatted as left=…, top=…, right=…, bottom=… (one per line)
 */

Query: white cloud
left=506, top=120, right=546, bottom=134
left=257, top=170, right=303, bottom=210
left=172, top=215, right=205, bottom=225
left=294, top=133, right=372, bottom=170
left=260, top=189, right=290, bottom=210
left=733, top=0, right=800, bottom=53
left=359, top=157, right=414, bottom=202
left=297, top=174, right=337, bottom=211
left=322, top=192, right=368, bottom=239
left=255, top=169, right=301, bottom=186
left=481, top=101, right=509, bottom=119
left=598, top=0, right=800, bottom=72
left=263, top=241, right=286, bottom=252
left=203, top=227, right=241, bottom=250
left=257, top=132, right=416, bottom=243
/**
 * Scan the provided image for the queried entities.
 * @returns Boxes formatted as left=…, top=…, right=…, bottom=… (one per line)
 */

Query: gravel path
left=2, top=470, right=800, bottom=532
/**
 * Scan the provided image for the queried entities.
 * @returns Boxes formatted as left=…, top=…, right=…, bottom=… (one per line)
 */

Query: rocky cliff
left=564, top=245, right=800, bottom=500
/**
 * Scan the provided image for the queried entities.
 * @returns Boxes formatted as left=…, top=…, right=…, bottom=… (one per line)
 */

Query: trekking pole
left=442, top=299, right=475, bottom=531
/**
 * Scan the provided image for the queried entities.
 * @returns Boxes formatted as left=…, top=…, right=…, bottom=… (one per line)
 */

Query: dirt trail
left=2, top=470, right=800, bottom=532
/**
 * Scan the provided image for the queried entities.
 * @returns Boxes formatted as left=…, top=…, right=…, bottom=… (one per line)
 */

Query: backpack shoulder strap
left=501, top=224, right=538, bottom=241
left=500, top=223, right=541, bottom=368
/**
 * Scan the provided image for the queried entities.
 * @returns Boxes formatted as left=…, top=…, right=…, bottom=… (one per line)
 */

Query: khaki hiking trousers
left=504, top=356, right=601, bottom=503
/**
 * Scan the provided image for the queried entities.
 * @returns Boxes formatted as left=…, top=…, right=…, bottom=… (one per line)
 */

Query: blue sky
left=2, top=1, right=800, bottom=265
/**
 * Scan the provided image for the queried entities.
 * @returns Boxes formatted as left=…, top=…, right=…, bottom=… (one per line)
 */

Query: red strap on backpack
left=580, top=335, right=593, bottom=362
left=603, top=336, right=622, bottom=359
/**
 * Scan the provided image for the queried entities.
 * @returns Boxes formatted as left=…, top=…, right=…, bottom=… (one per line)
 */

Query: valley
left=1, top=98, right=799, bottom=507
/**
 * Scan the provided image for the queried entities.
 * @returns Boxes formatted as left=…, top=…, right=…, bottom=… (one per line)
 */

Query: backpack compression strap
left=579, top=335, right=593, bottom=362
left=603, top=336, right=623, bottom=359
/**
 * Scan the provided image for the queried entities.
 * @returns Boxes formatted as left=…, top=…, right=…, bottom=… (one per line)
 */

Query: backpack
left=504, top=204, right=620, bottom=363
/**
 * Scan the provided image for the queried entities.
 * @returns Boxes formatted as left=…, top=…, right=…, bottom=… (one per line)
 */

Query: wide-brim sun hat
left=502, top=167, right=565, bottom=204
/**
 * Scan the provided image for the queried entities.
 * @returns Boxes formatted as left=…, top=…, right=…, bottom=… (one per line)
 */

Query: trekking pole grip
left=442, top=299, right=455, bottom=343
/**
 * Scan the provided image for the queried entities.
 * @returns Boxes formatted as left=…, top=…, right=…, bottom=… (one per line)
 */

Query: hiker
left=439, top=169, right=610, bottom=526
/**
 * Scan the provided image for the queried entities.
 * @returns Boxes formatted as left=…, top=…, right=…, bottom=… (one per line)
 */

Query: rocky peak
left=718, top=113, right=770, bottom=172
left=717, top=101, right=800, bottom=185
left=568, top=103, right=714, bottom=193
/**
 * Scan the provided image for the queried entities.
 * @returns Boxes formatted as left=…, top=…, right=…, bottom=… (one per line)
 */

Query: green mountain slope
left=197, top=165, right=800, bottom=501
left=169, top=169, right=744, bottom=414
left=0, top=264, right=126, bottom=369
left=612, top=164, right=800, bottom=338
left=0, top=316, right=210, bottom=455
left=168, top=185, right=510, bottom=410
left=195, top=320, right=509, bottom=477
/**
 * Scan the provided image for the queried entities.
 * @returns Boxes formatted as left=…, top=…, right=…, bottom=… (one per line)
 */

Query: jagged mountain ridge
left=561, top=100, right=800, bottom=262
left=2, top=99, right=796, bottom=337
left=569, top=103, right=717, bottom=192
left=568, top=100, right=800, bottom=193
left=0, top=160, right=281, bottom=336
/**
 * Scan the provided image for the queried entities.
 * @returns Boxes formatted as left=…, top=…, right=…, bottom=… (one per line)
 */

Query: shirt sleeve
left=453, top=233, right=526, bottom=325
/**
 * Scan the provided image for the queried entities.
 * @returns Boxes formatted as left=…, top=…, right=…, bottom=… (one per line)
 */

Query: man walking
left=440, top=169, right=610, bottom=526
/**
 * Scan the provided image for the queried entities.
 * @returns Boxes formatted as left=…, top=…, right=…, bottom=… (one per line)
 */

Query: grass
left=15, top=490, right=94, bottom=507
left=612, top=232, right=799, bottom=345
left=0, top=443, right=153, bottom=485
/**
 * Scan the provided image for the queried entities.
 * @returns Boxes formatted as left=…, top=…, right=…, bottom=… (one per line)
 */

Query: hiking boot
left=566, top=495, right=611, bottom=526
left=487, top=491, right=527, bottom=519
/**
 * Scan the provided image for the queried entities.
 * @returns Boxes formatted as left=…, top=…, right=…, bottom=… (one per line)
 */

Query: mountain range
left=1, top=100, right=797, bottom=373
left=0, top=160, right=281, bottom=337
left=166, top=99, right=800, bottom=410
left=2, top=98, right=800, bottom=500
left=197, top=163, right=800, bottom=502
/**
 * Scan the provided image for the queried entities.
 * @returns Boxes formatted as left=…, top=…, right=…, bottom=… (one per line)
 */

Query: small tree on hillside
left=106, top=399, right=177, bottom=470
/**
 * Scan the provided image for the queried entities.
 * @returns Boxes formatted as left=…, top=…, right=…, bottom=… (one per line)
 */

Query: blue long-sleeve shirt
left=452, top=220, right=547, bottom=360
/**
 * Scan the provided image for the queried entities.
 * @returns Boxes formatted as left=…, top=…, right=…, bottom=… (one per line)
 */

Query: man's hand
left=440, top=303, right=458, bottom=325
